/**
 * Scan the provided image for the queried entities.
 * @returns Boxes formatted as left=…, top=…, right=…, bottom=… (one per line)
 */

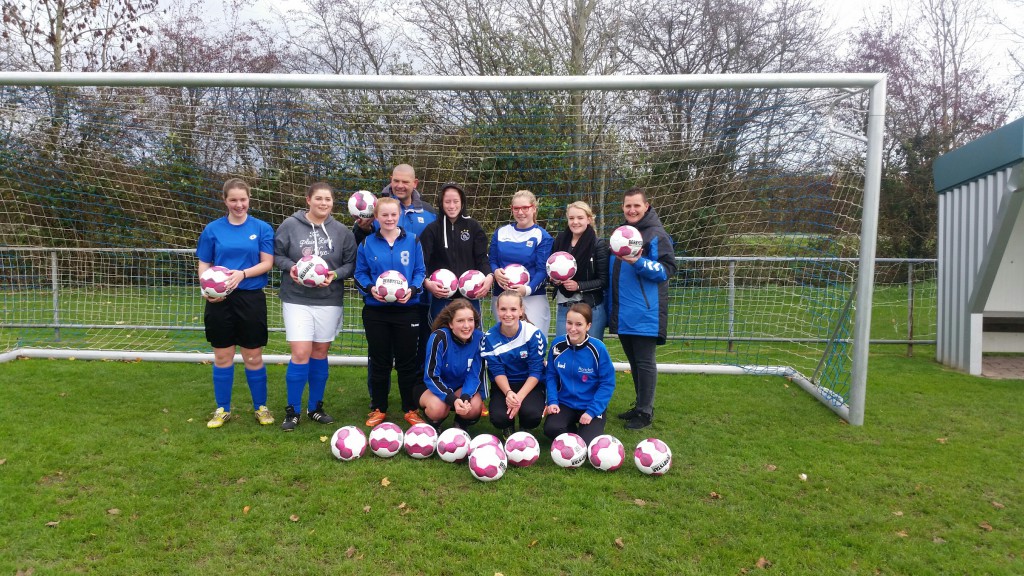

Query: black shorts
left=204, top=289, right=269, bottom=349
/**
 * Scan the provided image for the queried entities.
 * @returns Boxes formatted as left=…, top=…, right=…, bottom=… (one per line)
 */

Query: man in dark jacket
left=607, top=187, right=676, bottom=430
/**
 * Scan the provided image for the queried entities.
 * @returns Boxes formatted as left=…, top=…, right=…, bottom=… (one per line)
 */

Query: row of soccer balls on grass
left=330, top=422, right=673, bottom=482
left=199, top=194, right=645, bottom=300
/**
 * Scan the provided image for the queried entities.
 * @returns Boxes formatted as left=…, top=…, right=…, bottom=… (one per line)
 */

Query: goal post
left=0, top=72, right=886, bottom=425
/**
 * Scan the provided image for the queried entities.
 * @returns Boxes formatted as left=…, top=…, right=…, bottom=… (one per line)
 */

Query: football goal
left=0, top=72, right=885, bottom=424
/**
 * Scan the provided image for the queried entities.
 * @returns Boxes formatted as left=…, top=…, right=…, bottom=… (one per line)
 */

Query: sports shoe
left=625, top=412, right=653, bottom=430
left=365, top=409, right=387, bottom=427
left=499, top=426, right=515, bottom=442
left=617, top=405, right=638, bottom=420
left=281, top=406, right=299, bottom=431
left=403, top=410, right=425, bottom=426
left=254, top=405, right=275, bottom=425
left=207, top=407, right=231, bottom=429
left=307, top=401, right=335, bottom=425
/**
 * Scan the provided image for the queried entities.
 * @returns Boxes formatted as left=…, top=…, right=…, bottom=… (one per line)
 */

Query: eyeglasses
left=511, top=205, right=534, bottom=212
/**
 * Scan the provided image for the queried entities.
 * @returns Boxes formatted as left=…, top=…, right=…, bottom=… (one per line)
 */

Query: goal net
left=0, top=73, right=885, bottom=423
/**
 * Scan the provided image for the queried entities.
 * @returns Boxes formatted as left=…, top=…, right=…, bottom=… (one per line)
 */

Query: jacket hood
left=436, top=182, right=468, bottom=219
left=289, top=209, right=337, bottom=227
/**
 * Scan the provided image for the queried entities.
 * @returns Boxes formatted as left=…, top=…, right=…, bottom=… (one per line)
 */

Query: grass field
left=1, top=347, right=1020, bottom=575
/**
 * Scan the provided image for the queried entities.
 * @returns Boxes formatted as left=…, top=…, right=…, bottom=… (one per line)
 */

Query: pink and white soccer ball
left=436, top=427, right=472, bottom=463
left=609, top=225, right=644, bottom=258
left=504, top=431, right=541, bottom=467
left=458, top=269, right=488, bottom=299
left=634, top=438, right=672, bottom=476
left=503, top=264, right=530, bottom=288
left=546, top=251, right=577, bottom=282
left=368, top=422, right=404, bottom=458
left=330, top=426, right=367, bottom=461
left=429, top=268, right=459, bottom=298
left=469, top=433, right=502, bottom=455
left=348, top=190, right=376, bottom=218
left=295, top=254, right=330, bottom=287
left=199, top=266, right=232, bottom=299
left=403, top=423, right=438, bottom=459
left=374, top=270, right=409, bottom=303
left=588, top=434, right=625, bottom=472
left=550, top=432, right=588, bottom=468
left=469, top=443, right=508, bottom=482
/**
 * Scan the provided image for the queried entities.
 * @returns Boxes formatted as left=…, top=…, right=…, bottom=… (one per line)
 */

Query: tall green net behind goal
left=0, top=73, right=885, bottom=423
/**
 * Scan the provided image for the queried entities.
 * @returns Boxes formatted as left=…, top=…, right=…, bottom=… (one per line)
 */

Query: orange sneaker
left=365, top=409, right=386, bottom=427
left=403, top=410, right=425, bottom=426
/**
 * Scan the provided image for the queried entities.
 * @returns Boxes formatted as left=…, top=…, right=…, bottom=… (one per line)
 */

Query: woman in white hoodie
left=274, top=182, right=357, bottom=431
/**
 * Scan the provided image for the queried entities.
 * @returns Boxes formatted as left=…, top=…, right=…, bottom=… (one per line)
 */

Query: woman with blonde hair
left=550, top=200, right=609, bottom=339
left=489, top=189, right=553, bottom=335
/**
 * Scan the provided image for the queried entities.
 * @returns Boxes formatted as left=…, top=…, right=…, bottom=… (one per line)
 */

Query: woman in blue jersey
left=543, top=302, right=617, bottom=446
left=490, top=189, right=553, bottom=337
left=480, top=291, right=546, bottom=440
left=353, top=197, right=427, bottom=429
left=274, top=182, right=357, bottom=431
left=419, top=299, right=485, bottom=430
left=196, top=178, right=276, bottom=429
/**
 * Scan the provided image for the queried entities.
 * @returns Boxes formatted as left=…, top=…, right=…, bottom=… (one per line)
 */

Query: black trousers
left=488, top=381, right=546, bottom=431
left=363, top=305, right=421, bottom=413
left=543, top=405, right=606, bottom=446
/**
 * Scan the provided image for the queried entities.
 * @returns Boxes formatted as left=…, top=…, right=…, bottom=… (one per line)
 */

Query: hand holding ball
left=610, top=225, right=643, bottom=258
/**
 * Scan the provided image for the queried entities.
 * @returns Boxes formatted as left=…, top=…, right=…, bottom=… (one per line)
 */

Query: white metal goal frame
left=0, top=72, right=886, bottom=425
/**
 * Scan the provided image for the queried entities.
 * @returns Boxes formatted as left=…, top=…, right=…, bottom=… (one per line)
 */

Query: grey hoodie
left=274, top=210, right=357, bottom=306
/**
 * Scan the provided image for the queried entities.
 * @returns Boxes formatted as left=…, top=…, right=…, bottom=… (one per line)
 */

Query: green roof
left=934, top=117, right=1024, bottom=193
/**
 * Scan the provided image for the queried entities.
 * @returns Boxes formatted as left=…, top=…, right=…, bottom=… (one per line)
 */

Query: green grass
left=1, top=349, right=1021, bottom=575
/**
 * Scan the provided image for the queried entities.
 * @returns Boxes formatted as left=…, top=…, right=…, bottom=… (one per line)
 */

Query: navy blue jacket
left=607, top=207, right=676, bottom=343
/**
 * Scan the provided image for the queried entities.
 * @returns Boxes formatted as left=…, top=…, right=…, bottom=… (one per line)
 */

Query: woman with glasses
left=489, top=189, right=553, bottom=335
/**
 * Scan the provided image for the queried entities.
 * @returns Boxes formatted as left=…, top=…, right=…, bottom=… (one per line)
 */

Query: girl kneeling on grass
left=480, top=290, right=547, bottom=440
left=543, top=302, right=616, bottom=446
left=419, top=299, right=485, bottom=430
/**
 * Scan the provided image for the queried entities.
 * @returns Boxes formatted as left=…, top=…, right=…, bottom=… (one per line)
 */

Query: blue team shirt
left=480, top=320, right=547, bottom=385
left=489, top=223, right=553, bottom=296
left=196, top=216, right=274, bottom=290
left=353, top=228, right=426, bottom=307
left=424, top=327, right=485, bottom=404
left=545, top=334, right=617, bottom=418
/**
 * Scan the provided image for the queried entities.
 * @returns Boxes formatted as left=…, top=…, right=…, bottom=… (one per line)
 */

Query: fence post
left=907, top=261, right=915, bottom=357
left=51, top=251, right=60, bottom=342
left=728, top=259, right=736, bottom=353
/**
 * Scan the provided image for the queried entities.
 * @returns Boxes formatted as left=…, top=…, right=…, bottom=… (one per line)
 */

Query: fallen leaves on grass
left=15, top=568, right=35, bottom=576
left=363, top=505, right=371, bottom=513
left=243, top=506, right=250, bottom=515
left=756, top=557, right=772, bottom=569
left=893, top=511, right=903, bottom=517
left=633, top=498, right=646, bottom=507
left=107, top=508, right=120, bottom=515
left=709, top=492, right=722, bottom=500
left=186, top=418, right=193, bottom=423
left=345, top=546, right=356, bottom=559
left=936, top=437, right=947, bottom=444
left=614, top=537, right=624, bottom=549
left=0, top=459, right=6, bottom=465
left=236, top=478, right=247, bottom=484
left=45, top=521, right=59, bottom=528
left=320, top=436, right=328, bottom=443
left=798, top=473, right=808, bottom=481
left=289, top=514, right=300, bottom=522
left=528, top=540, right=538, bottom=548
left=896, top=530, right=908, bottom=537
left=764, top=464, right=777, bottom=472
left=991, top=501, right=1005, bottom=509
left=162, top=408, right=169, bottom=413
left=380, top=477, right=391, bottom=487
left=979, top=521, right=993, bottom=532
left=933, top=536, right=946, bottom=544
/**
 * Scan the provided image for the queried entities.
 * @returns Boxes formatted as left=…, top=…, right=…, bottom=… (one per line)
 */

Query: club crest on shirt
left=526, top=240, right=534, bottom=247
left=249, top=234, right=257, bottom=240
left=461, top=229, right=470, bottom=242
left=519, top=350, right=527, bottom=358
left=417, top=216, right=424, bottom=223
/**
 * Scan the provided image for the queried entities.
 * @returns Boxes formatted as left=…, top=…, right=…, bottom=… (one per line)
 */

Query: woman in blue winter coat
left=543, top=302, right=616, bottom=446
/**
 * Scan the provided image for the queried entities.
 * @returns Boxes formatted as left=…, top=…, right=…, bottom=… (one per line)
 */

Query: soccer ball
left=295, top=254, right=330, bottom=287
left=458, top=269, right=488, bottom=299
left=550, top=432, right=588, bottom=468
left=504, top=431, right=540, bottom=467
left=199, top=266, right=232, bottom=299
left=634, top=438, right=672, bottom=476
left=546, top=251, right=577, bottom=282
left=330, top=426, right=367, bottom=461
left=503, top=263, right=530, bottom=288
left=469, top=433, right=502, bottom=455
left=609, top=225, right=644, bottom=258
left=368, top=422, right=404, bottom=458
left=588, top=434, right=625, bottom=472
left=429, top=268, right=459, bottom=298
left=403, top=423, right=438, bottom=459
left=347, top=190, right=376, bottom=218
left=436, top=428, right=472, bottom=463
left=469, top=443, right=508, bottom=482
left=374, top=270, right=409, bottom=303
